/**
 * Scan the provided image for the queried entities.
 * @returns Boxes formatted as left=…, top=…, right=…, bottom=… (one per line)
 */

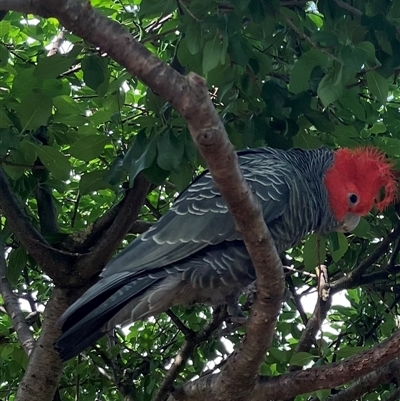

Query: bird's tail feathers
left=55, top=271, right=166, bottom=361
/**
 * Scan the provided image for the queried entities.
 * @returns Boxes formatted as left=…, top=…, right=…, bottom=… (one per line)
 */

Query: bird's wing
left=102, top=149, right=290, bottom=277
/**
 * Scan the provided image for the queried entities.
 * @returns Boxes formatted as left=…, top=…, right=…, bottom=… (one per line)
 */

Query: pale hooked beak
left=337, top=213, right=360, bottom=232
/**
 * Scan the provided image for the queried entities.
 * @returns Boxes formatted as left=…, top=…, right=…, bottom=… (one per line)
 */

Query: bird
left=55, top=146, right=396, bottom=361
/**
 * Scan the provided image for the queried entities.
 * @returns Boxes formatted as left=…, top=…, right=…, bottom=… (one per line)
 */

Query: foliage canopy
left=1, top=1, right=400, bottom=401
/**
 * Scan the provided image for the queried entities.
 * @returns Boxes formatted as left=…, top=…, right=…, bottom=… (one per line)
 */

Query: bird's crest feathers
left=324, top=147, right=397, bottom=220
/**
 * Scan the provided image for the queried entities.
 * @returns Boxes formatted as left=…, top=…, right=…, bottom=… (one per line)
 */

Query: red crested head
left=324, top=148, right=397, bottom=221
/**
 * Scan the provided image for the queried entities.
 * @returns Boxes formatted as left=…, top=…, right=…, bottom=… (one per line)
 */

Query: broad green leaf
left=375, top=136, right=400, bottom=157
left=305, top=111, right=335, bottom=132
left=261, top=80, right=288, bottom=117
left=185, top=23, right=202, bottom=55
left=0, top=44, right=9, bottom=67
left=123, top=132, right=157, bottom=185
left=0, top=129, right=19, bottom=155
left=338, top=90, right=366, bottom=121
left=352, top=217, right=371, bottom=238
left=0, top=108, right=12, bottom=128
left=1, top=344, right=14, bottom=359
left=34, top=46, right=82, bottom=79
left=25, top=142, right=71, bottom=181
left=69, top=135, right=110, bottom=162
left=317, top=67, right=344, bottom=107
left=81, top=55, right=110, bottom=96
left=339, top=45, right=367, bottom=71
left=289, top=49, right=330, bottom=94
left=228, top=35, right=252, bottom=67
left=303, top=234, right=326, bottom=271
left=17, top=93, right=53, bottom=131
left=53, top=95, right=84, bottom=115
left=7, top=247, right=27, bottom=285
left=156, top=131, right=184, bottom=172
left=366, top=70, right=388, bottom=104
left=335, top=346, right=366, bottom=359
left=2, top=164, right=25, bottom=180
left=315, top=389, right=331, bottom=401
left=329, top=232, right=348, bottom=262
left=369, top=121, right=386, bottom=134
left=202, top=38, right=224, bottom=73
left=289, top=352, right=316, bottom=366
left=79, top=170, right=111, bottom=195
left=357, top=41, right=376, bottom=65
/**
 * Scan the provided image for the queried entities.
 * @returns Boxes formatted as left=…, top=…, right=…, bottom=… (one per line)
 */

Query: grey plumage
left=56, top=147, right=340, bottom=361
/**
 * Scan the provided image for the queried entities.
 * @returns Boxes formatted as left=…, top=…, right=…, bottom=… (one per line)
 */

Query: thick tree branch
left=16, top=288, right=69, bottom=401
left=0, top=168, right=72, bottom=281
left=172, top=328, right=400, bottom=401
left=326, top=359, right=400, bottom=401
left=0, top=242, right=35, bottom=355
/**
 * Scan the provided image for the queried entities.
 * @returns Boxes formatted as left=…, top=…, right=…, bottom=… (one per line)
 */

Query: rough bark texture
left=171, top=328, right=400, bottom=400
left=16, top=288, right=69, bottom=401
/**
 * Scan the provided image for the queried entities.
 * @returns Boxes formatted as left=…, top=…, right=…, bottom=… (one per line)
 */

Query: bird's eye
left=348, top=193, right=359, bottom=206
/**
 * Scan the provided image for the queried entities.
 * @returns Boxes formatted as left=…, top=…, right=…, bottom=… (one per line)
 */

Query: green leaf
left=0, top=108, right=12, bottom=128
left=7, top=247, right=27, bottom=285
left=357, top=41, right=376, bottom=65
left=53, top=95, right=84, bottom=115
left=366, top=70, right=388, bottom=104
left=34, top=46, right=82, bottom=79
left=228, top=35, right=252, bottom=67
left=303, top=234, right=326, bottom=271
left=17, top=93, right=53, bottom=131
left=0, top=44, right=9, bottom=67
left=338, top=90, right=366, bottom=121
left=339, top=45, right=368, bottom=71
left=105, top=155, right=125, bottom=185
left=185, top=23, right=202, bottom=55
left=123, top=132, right=157, bottom=185
left=375, top=136, right=400, bottom=157
left=335, top=346, right=366, bottom=359
left=317, top=67, right=344, bottom=107
left=305, top=111, right=335, bottom=132
left=315, top=389, right=331, bottom=401
left=352, top=217, right=371, bottom=238
left=156, top=131, right=185, bottom=171
left=69, top=135, right=110, bottom=162
left=81, top=55, right=109, bottom=97
left=289, top=49, right=330, bottom=94
left=202, top=38, right=223, bottom=73
left=79, top=170, right=112, bottom=195
left=289, top=352, right=316, bottom=366
left=25, top=142, right=71, bottom=181
left=329, top=232, right=348, bottom=262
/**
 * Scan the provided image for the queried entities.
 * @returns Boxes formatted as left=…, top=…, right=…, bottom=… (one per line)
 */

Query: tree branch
left=0, top=168, right=72, bottom=281
left=153, top=307, right=228, bottom=401
left=326, top=359, right=400, bottom=401
left=292, top=296, right=332, bottom=364
left=16, top=288, right=69, bottom=401
left=0, top=242, right=35, bottom=355
left=330, top=225, right=400, bottom=293
left=333, top=0, right=363, bottom=17
left=75, top=175, right=151, bottom=281
left=172, top=328, right=400, bottom=400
